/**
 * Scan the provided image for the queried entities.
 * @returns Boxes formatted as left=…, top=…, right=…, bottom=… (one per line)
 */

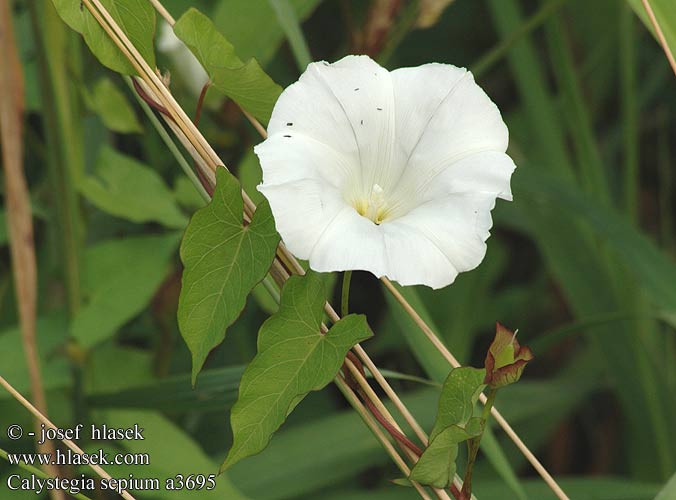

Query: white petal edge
left=255, top=133, right=356, bottom=192
left=307, top=207, right=389, bottom=278
left=385, top=194, right=498, bottom=289
left=391, top=65, right=509, bottom=198
left=258, top=179, right=347, bottom=260
left=416, top=151, right=516, bottom=204
left=302, top=191, right=501, bottom=290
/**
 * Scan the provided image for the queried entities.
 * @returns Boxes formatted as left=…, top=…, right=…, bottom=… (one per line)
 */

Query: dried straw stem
left=382, top=278, right=569, bottom=500
left=334, top=375, right=435, bottom=500
left=0, top=7, right=66, bottom=499
left=0, top=376, right=137, bottom=500
left=641, top=0, right=676, bottom=77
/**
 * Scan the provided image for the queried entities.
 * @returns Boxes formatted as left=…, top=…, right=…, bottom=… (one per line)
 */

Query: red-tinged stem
left=195, top=166, right=214, bottom=198
left=360, top=391, right=423, bottom=457
left=132, top=77, right=173, bottom=119
left=194, top=81, right=210, bottom=126
left=342, top=354, right=423, bottom=457
left=346, top=351, right=364, bottom=376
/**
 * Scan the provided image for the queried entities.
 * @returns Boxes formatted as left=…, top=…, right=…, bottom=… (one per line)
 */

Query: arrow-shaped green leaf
left=222, top=271, right=373, bottom=471
left=52, top=0, right=156, bottom=75
left=178, top=168, right=279, bottom=383
left=410, top=367, right=486, bottom=488
left=410, top=418, right=483, bottom=489
left=173, top=8, right=283, bottom=124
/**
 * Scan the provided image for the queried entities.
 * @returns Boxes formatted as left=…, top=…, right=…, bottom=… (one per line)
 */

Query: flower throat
left=355, top=184, right=390, bottom=225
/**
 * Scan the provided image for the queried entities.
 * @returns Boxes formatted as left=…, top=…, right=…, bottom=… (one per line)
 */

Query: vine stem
left=123, top=76, right=210, bottom=203
left=82, top=0, right=219, bottom=187
left=381, top=278, right=569, bottom=500
left=461, top=388, right=497, bottom=500
left=343, top=357, right=422, bottom=457
left=0, top=376, right=137, bottom=500
left=342, top=358, right=458, bottom=500
left=334, top=376, right=435, bottom=500
left=193, top=82, right=210, bottom=126
left=341, top=271, right=353, bottom=318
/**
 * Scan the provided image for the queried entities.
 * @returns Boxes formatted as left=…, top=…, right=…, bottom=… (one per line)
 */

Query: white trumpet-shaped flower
left=255, top=55, right=516, bottom=289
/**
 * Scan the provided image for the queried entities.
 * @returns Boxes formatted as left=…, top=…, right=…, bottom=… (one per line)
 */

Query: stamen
left=357, top=184, right=389, bottom=224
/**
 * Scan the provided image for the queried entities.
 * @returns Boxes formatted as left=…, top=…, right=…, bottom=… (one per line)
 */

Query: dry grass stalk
left=0, top=376, right=137, bottom=500
left=0, top=7, right=66, bottom=499
left=641, top=0, right=676, bottom=77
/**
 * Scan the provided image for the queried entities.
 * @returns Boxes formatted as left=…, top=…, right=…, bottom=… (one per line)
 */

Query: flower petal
left=381, top=221, right=459, bottom=289
left=308, top=207, right=388, bottom=277
left=389, top=64, right=508, bottom=202
left=384, top=193, right=498, bottom=288
left=389, top=63, right=467, bottom=168
left=303, top=192, right=497, bottom=290
left=418, top=151, right=516, bottom=203
left=267, top=61, right=360, bottom=167
left=255, top=133, right=355, bottom=191
left=258, top=179, right=345, bottom=260
left=267, top=55, right=399, bottom=198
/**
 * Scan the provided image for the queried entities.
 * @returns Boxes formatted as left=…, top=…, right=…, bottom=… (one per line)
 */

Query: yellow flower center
left=355, top=184, right=390, bottom=225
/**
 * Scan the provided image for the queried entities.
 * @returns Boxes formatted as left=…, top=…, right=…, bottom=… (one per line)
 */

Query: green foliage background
left=2, top=0, right=676, bottom=498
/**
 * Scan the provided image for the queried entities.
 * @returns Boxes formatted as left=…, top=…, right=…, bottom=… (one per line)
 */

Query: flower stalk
left=341, top=270, right=353, bottom=318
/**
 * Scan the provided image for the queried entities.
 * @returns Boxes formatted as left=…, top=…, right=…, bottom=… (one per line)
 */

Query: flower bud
left=483, top=323, right=533, bottom=389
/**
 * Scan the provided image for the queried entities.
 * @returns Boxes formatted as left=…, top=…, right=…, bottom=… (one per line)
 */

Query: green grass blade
left=87, top=366, right=245, bottom=411
left=620, top=4, right=639, bottom=222
left=472, top=0, right=566, bottom=78
left=29, top=2, right=84, bottom=316
left=269, top=0, right=312, bottom=71
left=626, top=0, right=676, bottom=59
left=545, top=16, right=610, bottom=204
left=487, top=0, right=572, bottom=176
left=655, top=470, right=676, bottom=500
left=514, top=168, right=676, bottom=477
